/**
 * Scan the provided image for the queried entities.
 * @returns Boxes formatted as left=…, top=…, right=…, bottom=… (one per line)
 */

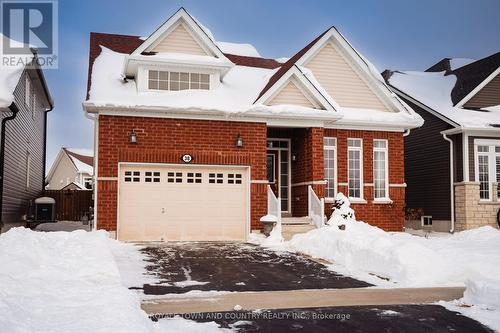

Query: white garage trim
left=116, top=162, right=251, bottom=241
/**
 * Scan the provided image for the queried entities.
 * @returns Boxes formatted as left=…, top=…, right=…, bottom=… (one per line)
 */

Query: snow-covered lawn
left=0, top=228, right=230, bottom=333
left=254, top=193, right=500, bottom=331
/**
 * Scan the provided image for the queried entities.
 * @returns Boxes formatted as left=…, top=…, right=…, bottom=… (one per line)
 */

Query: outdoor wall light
left=129, top=129, right=137, bottom=144
left=292, top=154, right=297, bottom=162
left=235, top=133, right=244, bottom=148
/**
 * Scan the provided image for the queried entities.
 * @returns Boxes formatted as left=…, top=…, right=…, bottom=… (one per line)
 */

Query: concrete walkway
left=141, top=286, right=465, bottom=314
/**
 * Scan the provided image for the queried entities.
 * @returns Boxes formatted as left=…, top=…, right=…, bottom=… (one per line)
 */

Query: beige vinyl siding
left=152, top=23, right=208, bottom=56
left=304, top=43, right=391, bottom=112
left=47, top=153, right=78, bottom=190
left=464, top=73, right=500, bottom=109
left=268, top=80, right=318, bottom=108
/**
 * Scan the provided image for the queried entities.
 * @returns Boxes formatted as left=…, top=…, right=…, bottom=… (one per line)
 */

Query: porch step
left=282, top=223, right=316, bottom=241
left=281, top=217, right=312, bottom=225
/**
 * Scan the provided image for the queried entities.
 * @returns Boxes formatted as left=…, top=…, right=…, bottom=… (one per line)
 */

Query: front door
left=266, top=139, right=290, bottom=213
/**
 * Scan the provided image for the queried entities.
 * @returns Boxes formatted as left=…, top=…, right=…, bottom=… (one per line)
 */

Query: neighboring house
left=46, top=148, right=94, bottom=190
left=383, top=52, right=500, bottom=232
left=0, top=35, right=53, bottom=224
left=83, top=8, right=423, bottom=241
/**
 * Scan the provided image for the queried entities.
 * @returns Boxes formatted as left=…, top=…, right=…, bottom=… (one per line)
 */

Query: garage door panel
left=118, top=165, right=248, bottom=241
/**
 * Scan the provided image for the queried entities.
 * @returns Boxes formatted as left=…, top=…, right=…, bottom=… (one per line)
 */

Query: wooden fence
left=44, top=190, right=94, bottom=221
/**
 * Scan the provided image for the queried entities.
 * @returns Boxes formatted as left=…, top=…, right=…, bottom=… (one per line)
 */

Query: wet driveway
left=137, top=242, right=372, bottom=295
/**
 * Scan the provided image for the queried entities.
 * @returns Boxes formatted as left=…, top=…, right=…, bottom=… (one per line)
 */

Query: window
left=266, top=154, right=275, bottom=183
left=167, top=172, right=182, bottom=183
left=373, top=139, right=389, bottom=200
left=145, top=171, right=161, bottom=183
left=323, top=137, right=337, bottom=198
left=228, top=174, right=242, bottom=184
left=187, top=172, right=202, bottom=184
left=348, top=139, right=363, bottom=199
left=148, top=70, right=209, bottom=91
left=475, top=141, right=500, bottom=201
left=421, top=216, right=433, bottom=226
left=84, top=177, right=92, bottom=189
left=209, top=173, right=224, bottom=184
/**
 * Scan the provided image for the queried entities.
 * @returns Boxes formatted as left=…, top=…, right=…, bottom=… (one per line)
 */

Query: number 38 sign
left=181, top=154, right=193, bottom=163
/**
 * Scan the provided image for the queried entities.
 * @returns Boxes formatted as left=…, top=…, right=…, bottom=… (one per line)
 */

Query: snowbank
left=0, top=228, right=229, bottom=333
left=287, top=193, right=500, bottom=287
left=440, top=278, right=500, bottom=332
left=463, top=278, right=500, bottom=308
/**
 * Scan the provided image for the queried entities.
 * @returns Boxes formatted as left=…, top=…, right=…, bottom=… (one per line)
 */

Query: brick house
left=384, top=52, right=500, bottom=232
left=83, top=8, right=423, bottom=241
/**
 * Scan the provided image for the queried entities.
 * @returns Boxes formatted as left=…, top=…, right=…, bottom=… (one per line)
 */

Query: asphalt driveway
left=152, top=305, right=493, bottom=332
left=137, top=242, right=371, bottom=295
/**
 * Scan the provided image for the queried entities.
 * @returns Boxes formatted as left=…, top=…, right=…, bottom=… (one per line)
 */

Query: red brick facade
left=96, top=115, right=405, bottom=233
left=96, top=115, right=267, bottom=231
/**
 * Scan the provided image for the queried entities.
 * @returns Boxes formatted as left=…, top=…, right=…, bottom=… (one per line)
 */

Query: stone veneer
left=454, top=182, right=500, bottom=231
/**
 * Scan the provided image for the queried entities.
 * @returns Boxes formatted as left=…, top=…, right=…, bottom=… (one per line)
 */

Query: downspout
left=442, top=133, right=455, bottom=233
left=403, top=129, right=411, bottom=137
left=0, top=103, right=20, bottom=222
left=84, top=109, right=98, bottom=231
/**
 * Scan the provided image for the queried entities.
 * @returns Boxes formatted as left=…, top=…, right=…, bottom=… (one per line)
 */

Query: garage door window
left=187, top=173, right=202, bottom=184
left=209, top=173, right=224, bottom=184
left=145, top=171, right=161, bottom=183
left=168, top=172, right=183, bottom=183
left=228, top=173, right=242, bottom=184
left=124, top=171, right=141, bottom=182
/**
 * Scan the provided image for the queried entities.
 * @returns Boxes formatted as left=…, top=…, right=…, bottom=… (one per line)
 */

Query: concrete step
left=282, top=223, right=316, bottom=241
left=281, top=216, right=312, bottom=225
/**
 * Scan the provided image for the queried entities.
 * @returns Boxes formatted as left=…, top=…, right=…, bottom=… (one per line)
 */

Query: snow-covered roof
left=85, top=10, right=423, bottom=130
left=64, top=148, right=94, bottom=175
left=387, top=70, right=500, bottom=129
left=0, top=33, right=34, bottom=108
left=216, top=41, right=261, bottom=58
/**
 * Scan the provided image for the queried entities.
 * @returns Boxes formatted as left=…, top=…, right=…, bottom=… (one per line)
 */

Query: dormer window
left=148, top=70, right=210, bottom=91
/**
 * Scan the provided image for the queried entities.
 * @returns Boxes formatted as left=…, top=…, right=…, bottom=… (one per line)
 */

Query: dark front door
left=267, top=151, right=279, bottom=197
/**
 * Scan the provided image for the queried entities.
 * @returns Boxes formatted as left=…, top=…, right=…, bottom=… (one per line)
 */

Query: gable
left=304, top=43, right=390, bottom=112
left=463, top=72, right=500, bottom=109
left=151, top=23, right=208, bottom=55
left=267, top=79, right=320, bottom=109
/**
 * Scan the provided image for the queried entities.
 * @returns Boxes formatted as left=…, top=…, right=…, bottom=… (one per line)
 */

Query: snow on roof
left=88, top=46, right=422, bottom=127
left=0, top=33, right=34, bottom=108
left=216, top=41, right=261, bottom=58
left=65, top=148, right=93, bottom=175
left=449, top=58, right=475, bottom=71
left=275, top=57, right=290, bottom=63
left=388, top=70, right=500, bottom=129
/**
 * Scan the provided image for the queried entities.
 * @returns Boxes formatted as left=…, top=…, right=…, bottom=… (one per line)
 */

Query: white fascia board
left=82, top=103, right=342, bottom=126
left=294, top=28, right=408, bottom=115
left=455, top=66, right=500, bottom=108
left=254, top=66, right=339, bottom=112
left=125, top=56, right=233, bottom=77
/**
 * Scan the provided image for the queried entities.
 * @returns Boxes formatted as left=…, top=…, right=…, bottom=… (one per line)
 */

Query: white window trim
left=373, top=139, right=390, bottom=202
left=474, top=139, right=500, bottom=202
left=324, top=137, right=337, bottom=202
left=347, top=138, right=364, bottom=201
left=137, top=65, right=218, bottom=92
left=421, top=215, right=433, bottom=227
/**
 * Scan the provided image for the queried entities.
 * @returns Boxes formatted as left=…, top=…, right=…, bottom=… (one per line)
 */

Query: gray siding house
left=383, top=52, right=500, bottom=232
left=0, top=50, right=53, bottom=226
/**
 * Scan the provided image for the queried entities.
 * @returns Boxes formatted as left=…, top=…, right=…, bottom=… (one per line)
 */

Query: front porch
left=266, top=127, right=326, bottom=218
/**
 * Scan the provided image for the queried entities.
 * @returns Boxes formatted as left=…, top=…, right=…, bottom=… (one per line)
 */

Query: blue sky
left=44, top=0, right=500, bottom=168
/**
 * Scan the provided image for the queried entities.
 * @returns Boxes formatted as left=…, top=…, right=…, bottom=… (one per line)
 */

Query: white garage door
left=118, top=164, right=248, bottom=241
